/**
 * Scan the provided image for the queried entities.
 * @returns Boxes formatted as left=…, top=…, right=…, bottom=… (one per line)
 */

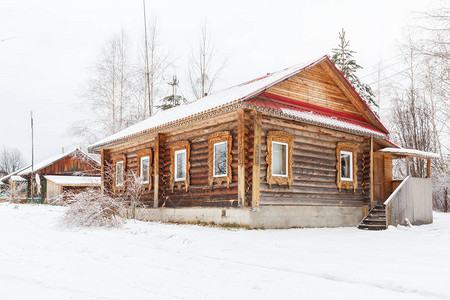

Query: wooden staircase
left=358, top=204, right=387, bottom=230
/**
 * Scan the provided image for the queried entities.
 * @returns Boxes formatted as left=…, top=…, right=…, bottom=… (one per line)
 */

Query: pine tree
left=156, top=76, right=187, bottom=111
left=331, top=29, right=378, bottom=111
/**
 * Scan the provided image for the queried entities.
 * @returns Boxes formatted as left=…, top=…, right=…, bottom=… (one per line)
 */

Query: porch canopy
left=379, top=147, right=440, bottom=178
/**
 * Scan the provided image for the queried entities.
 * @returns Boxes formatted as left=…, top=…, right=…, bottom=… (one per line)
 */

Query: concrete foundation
left=122, top=205, right=364, bottom=229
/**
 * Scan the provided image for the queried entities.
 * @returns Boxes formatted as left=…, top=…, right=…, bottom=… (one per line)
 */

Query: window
left=116, top=161, right=124, bottom=187
left=170, top=141, right=190, bottom=192
left=266, top=131, right=293, bottom=188
left=340, top=151, right=353, bottom=181
left=272, top=141, right=288, bottom=177
left=213, top=142, right=227, bottom=177
left=174, top=149, right=187, bottom=181
left=137, top=149, right=152, bottom=189
left=140, top=156, right=150, bottom=184
left=336, top=142, right=358, bottom=191
left=208, top=131, right=232, bottom=187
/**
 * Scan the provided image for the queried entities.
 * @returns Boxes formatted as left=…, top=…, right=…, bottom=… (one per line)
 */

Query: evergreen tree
left=331, top=29, right=378, bottom=111
left=156, top=75, right=187, bottom=111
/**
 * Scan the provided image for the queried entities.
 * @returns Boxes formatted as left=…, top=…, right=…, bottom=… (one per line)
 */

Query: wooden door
left=373, top=153, right=385, bottom=202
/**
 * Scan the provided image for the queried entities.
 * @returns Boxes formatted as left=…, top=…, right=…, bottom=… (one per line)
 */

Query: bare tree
left=390, top=36, right=436, bottom=178
left=188, top=22, right=226, bottom=99
left=70, top=30, right=136, bottom=144
left=0, top=147, right=26, bottom=174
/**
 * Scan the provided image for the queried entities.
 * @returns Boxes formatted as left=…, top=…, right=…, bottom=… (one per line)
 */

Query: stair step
left=357, top=224, right=387, bottom=230
left=362, top=218, right=386, bottom=223
left=368, top=213, right=386, bottom=218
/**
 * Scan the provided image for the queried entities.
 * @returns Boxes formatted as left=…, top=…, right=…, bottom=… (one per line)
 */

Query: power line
left=0, top=36, right=16, bottom=42
left=360, top=59, right=405, bottom=79
left=368, top=68, right=410, bottom=85
left=359, top=54, right=403, bottom=72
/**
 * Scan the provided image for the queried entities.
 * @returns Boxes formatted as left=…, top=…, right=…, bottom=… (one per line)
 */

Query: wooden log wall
left=107, top=139, right=155, bottom=206
left=362, top=138, right=371, bottom=205
left=103, top=110, right=373, bottom=208
left=161, top=112, right=240, bottom=207
left=259, top=115, right=370, bottom=206
left=105, top=111, right=246, bottom=208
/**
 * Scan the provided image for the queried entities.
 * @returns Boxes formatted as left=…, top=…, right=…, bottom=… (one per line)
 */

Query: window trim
left=140, top=156, right=150, bottom=184
left=271, top=141, right=289, bottom=177
left=174, top=149, right=187, bottom=182
left=213, top=141, right=228, bottom=178
left=266, top=131, right=293, bottom=188
left=208, top=131, right=232, bottom=188
left=336, top=142, right=358, bottom=192
left=170, top=141, right=190, bottom=192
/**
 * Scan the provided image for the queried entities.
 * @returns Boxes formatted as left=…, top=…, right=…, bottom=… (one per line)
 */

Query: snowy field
left=0, top=203, right=449, bottom=300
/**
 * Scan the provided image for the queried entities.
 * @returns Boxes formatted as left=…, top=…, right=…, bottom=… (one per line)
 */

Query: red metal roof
left=245, top=97, right=387, bottom=136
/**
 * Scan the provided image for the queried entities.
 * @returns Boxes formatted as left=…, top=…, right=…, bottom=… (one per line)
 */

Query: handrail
left=383, top=176, right=410, bottom=206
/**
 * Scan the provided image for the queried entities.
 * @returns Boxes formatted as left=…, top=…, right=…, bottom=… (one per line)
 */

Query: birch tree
left=71, top=30, right=135, bottom=144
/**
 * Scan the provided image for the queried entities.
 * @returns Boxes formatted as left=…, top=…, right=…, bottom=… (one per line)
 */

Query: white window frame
left=140, top=156, right=150, bottom=184
left=340, top=150, right=353, bottom=181
left=116, top=161, right=124, bottom=187
left=271, top=141, right=289, bottom=177
left=213, top=141, right=227, bottom=178
left=174, top=149, right=187, bottom=182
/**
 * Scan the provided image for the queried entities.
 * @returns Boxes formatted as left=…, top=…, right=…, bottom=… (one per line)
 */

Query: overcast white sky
left=0, top=0, right=445, bottom=163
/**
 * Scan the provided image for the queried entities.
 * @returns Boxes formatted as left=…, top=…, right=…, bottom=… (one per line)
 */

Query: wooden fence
left=384, top=176, right=433, bottom=226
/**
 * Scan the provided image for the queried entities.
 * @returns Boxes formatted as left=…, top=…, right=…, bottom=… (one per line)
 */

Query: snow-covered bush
left=433, top=173, right=450, bottom=212
left=61, top=189, right=125, bottom=228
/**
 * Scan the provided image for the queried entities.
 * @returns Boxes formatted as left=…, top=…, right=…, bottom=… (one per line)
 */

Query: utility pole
left=30, top=111, right=34, bottom=203
left=143, top=0, right=152, bottom=117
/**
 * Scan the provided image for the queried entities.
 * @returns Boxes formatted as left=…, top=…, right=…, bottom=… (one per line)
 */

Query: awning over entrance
left=379, top=148, right=440, bottom=160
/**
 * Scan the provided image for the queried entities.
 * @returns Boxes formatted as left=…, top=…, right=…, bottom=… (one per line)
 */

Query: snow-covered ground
left=0, top=203, right=449, bottom=300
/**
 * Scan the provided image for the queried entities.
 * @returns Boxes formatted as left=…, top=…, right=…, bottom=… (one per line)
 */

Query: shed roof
left=89, top=55, right=388, bottom=151
left=44, top=175, right=101, bottom=186
left=0, top=165, right=31, bottom=183
left=10, top=175, right=27, bottom=182
left=18, top=149, right=96, bottom=176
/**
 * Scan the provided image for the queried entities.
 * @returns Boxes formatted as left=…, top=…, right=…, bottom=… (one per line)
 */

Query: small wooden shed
left=44, top=175, right=101, bottom=201
left=16, top=149, right=100, bottom=203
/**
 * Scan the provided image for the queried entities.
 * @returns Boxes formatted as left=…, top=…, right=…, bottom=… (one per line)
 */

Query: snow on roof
left=89, top=56, right=330, bottom=150
left=44, top=175, right=101, bottom=186
left=245, top=98, right=387, bottom=138
left=10, top=175, right=26, bottom=182
left=0, top=165, right=31, bottom=183
left=379, top=147, right=440, bottom=159
left=18, top=149, right=93, bottom=176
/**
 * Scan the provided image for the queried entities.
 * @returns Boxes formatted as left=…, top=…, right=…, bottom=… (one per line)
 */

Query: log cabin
left=89, top=55, right=437, bottom=229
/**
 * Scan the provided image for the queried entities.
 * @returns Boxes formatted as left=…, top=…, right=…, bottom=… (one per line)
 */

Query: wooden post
left=406, top=156, right=411, bottom=176
left=252, top=112, right=262, bottom=209
left=100, top=149, right=105, bottom=194
left=153, top=133, right=164, bottom=208
left=370, top=137, right=374, bottom=207
left=237, top=109, right=246, bottom=207
left=427, top=158, right=431, bottom=178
